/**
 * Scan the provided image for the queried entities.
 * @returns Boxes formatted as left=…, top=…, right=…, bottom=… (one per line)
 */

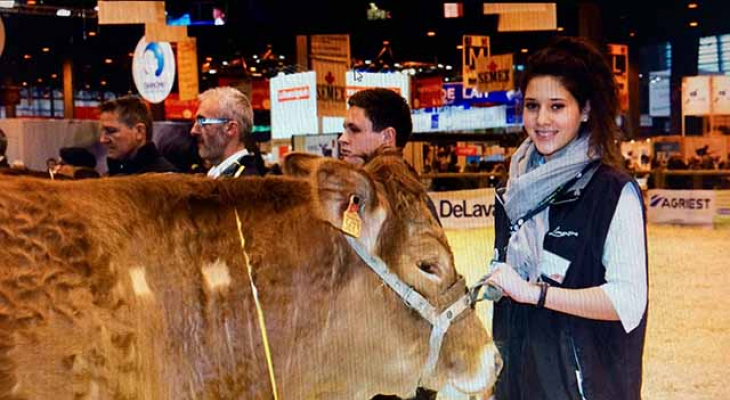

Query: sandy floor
left=444, top=224, right=730, bottom=400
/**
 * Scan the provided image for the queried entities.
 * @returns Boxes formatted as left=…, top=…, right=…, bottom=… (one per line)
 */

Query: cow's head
left=284, top=149, right=501, bottom=398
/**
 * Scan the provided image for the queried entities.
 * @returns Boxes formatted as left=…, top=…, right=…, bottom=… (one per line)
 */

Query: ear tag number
left=342, top=195, right=362, bottom=238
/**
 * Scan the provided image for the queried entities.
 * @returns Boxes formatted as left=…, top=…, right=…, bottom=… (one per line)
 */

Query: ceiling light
left=104, top=58, right=113, bottom=64
left=88, top=31, right=97, bottom=37
left=557, top=27, right=564, bottom=32
left=56, top=9, right=71, bottom=17
left=101, top=80, right=107, bottom=86
left=209, top=69, right=217, bottom=75
left=427, top=31, right=436, bottom=37
left=42, top=47, right=50, bottom=52
left=689, top=21, right=699, bottom=27
left=630, top=32, right=636, bottom=37
left=521, top=48, right=529, bottom=53
left=23, top=54, right=31, bottom=60
left=688, top=3, right=698, bottom=9
left=51, top=74, right=58, bottom=79
left=27, top=0, right=35, bottom=4
left=456, top=45, right=463, bottom=50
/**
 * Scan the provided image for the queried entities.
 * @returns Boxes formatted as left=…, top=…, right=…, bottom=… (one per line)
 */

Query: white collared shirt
left=206, top=148, right=249, bottom=179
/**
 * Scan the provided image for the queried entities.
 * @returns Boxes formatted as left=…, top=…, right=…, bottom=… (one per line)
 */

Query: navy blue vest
left=493, top=164, right=648, bottom=400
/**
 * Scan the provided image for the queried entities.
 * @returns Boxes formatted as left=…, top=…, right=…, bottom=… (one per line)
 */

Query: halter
left=344, top=235, right=498, bottom=382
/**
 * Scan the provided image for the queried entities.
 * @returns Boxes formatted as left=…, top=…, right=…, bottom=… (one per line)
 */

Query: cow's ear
left=312, top=159, right=380, bottom=233
left=283, top=152, right=321, bottom=178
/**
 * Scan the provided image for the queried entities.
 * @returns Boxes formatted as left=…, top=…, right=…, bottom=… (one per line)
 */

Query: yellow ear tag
left=341, top=195, right=362, bottom=238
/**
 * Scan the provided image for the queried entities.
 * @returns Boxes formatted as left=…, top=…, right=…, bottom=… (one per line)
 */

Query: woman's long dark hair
left=520, top=36, right=624, bottom=169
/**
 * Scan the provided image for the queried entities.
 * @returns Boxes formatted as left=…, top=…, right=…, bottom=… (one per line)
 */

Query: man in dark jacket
left=0, top=128, right=9, bottom=168
left=99, top=96, right=178, bottom=176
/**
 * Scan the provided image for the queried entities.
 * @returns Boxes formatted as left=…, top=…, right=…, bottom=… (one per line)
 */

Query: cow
left=0, top=150, right=500, bottom=399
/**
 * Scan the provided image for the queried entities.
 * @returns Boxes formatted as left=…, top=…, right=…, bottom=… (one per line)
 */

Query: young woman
left=486, top=37, right=648, bottom=400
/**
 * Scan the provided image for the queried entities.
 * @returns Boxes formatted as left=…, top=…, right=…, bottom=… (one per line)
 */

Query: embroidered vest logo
left=548, top=226, right=579, bottom=238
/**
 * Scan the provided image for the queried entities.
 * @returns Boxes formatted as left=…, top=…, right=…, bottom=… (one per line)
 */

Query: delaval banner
left=647, top=190, right=716, bottom=226
left=427, top=188, right=496, bottom=229
left=132, top=36, right=176, bottom=104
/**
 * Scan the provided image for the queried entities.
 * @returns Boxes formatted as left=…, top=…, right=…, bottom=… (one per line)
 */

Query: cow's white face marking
left=202, top=259, right=231, bottom=291
left=129, top=267, right=152, bottom=296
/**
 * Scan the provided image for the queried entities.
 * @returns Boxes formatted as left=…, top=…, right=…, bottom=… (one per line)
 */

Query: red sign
left=412, top=76, right=444, bottom=109
left=277, top=86, right=310, bottom=102
left=73, top=106, right=101, bottom=120
left=164, top=93, right=199, bottom=121
left=455, top=146, right=478, bottom=156
left=251, top=79, right=270, bottom=110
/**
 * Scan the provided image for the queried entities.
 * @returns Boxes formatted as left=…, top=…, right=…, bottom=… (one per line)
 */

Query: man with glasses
left=190, top=87, right=266, bottom=178
left=98, top=96, right=178, bottom=175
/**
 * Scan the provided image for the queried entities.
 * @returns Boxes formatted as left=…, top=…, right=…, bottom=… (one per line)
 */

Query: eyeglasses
left=195, top=116, right=230, bottom=126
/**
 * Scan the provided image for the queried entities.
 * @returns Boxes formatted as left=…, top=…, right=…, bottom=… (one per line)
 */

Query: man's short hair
left=99, top=96, right=153, bottom=141
left=0, top=128, right=7, bottom=155
left=348, top=88, right=413, bottom=148
left=198, top=87, right=253, bottom=143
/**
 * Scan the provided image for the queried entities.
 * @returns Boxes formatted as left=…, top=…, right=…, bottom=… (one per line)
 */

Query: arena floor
left=445, top=224, right=730, bottom=400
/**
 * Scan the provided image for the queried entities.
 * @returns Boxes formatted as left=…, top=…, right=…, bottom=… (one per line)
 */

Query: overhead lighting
left=104, top=58, right=113, bottom=64
left=557, top=27, right=564, bottom=32
left=205, top=56, right=213, bottom=62
left=101, top=80, right=107, bottom=86
left=51, top=74, right=58, bottom=79
left=456, top=45, right=463, bottom=50
left=26, top=0, right=35, bottom=4
left=42, top=47, right=50, bottom=53
left=427, top=31, right=436, bottom=37
left=630, top=31, right=636, bottom=37
left=88, top=31, right=97, bottom=37
left=209, top=69, right=217, bottom=75
left=689, top=21, right=699, bottom=27
left=23, top=54, right=32, bottom=60
left=0, top=1, right=15, bottom=9
left=56, top=9, right=72, bottom=17
left=37, top=78, right=43, bottom=83
left=521, top=48, right=529, bottom=53
left=688, top=2, right=698, bottom=9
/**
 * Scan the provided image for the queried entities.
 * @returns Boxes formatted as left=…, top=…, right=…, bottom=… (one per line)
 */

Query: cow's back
left=0, top=174, right=319, bottom=399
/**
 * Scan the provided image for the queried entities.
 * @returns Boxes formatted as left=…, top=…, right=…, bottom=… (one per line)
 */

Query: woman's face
left=523, top=75, right=587, bottom=159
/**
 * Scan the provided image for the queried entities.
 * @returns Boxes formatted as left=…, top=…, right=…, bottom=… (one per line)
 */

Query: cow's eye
left=418, top=261, right=439, bottom=276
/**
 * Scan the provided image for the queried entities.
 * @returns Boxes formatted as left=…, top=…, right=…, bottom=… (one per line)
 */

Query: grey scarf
left=499, top=134, right=598, bottom=281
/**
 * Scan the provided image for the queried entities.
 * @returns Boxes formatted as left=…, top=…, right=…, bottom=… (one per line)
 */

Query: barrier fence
left=422, top=171, right=730, bottom=229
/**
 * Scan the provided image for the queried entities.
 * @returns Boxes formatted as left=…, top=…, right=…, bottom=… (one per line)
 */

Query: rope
left=234, top=208, right=279, bottom=400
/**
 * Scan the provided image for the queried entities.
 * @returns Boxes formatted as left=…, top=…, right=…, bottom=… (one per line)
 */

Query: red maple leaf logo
left=488, top=61, right=498, bottom=72
left=325, top=72, right=335, bottom=85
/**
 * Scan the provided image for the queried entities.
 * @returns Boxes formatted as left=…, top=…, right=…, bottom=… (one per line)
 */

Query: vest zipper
left=569, top=335, right=588, bottom=400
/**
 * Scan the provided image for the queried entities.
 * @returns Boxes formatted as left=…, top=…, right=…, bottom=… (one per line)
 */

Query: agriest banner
left=427, top=188, right=496, bottom=230
left=647, top=189, right=716, bottom=226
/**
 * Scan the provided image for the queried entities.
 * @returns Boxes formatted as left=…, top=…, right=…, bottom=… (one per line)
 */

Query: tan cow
left=0, top=151, right=500, bottom=399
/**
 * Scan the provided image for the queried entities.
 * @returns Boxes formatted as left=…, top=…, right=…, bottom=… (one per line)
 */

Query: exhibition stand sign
left=132, top=36, right=176, bottom=104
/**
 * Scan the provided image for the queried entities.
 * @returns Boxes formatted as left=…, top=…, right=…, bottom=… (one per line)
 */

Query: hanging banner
left=413, top=76, right=444, bottom=109
left=483, top=3, right=557, bottom=32
left=313, top=59, right=347, bottom=117
left=270, top=72, right=318, bottom=139
left=345, top=71, right=411, bottom=105
left=0, top=16, right=5, bottom=59
left=682, top=76, right=711, bottom=116
left=132, top=36, right=176, bottom=104
left=98, top=1, right=165, bottom=25
left=649, top=70, right=670, bottom=117
left=608, top=44, right=629, bottom=113
left=476, top=54, right=514, bottom=93
left=711, top=75, right=730, bottom=115
left=310, top=34, right=351, bottom=63
left=462, top=35, right=491, bottom=90
left=251, top=80, right=271, bottom=111
left=176, top=38, right=199, bottom=101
